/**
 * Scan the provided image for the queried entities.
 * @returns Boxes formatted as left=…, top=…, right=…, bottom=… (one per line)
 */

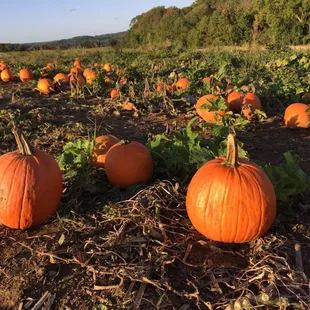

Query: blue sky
left=1, top=0, right=194, bottom=43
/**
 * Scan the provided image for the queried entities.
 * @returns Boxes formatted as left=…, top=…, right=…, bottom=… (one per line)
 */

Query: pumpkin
left=53, top=73, right=69, bottom=84
left=37, top=79, right=55, bottom=94
left=45, top=63, right=54, bottom=70
left=102, top=63, right=112, bottom=72
left=110, top=89, right=119, bottom=99
left=92, top=135, right=120, bottom=168
left=227, top=91, right=243, bottom=113
left=69, top=74, right=86, bottom=87
left=83, top=68, right=92, bottom=78
left=1, top=69, right=14, bottom=82
left=0, top=60, right=7, bottom=71
left=241, top=104, right=257, bottom=121
left=19, top=68, right=33, bottom=82
left=70, top=67, right=83, bottom=75
left=105, top=77, right=112, bottom=83
left=176, top=78, right=190, bottom=91
left=85, top=71, right=97, bottom=84
left=243, top=92, right=261, bottom=110
left=284, top=103, right=310, bottom=129
left=73, top=58, right=83, bottom=69
left=195, top=94, right=227, bottom=123
left=186, top=132, right=277, bottom=243
left=202, top=77, right=211, bottom=84
left=0, top=126, right=63, bottom=229
left=105, top=141, right=154, bottom=189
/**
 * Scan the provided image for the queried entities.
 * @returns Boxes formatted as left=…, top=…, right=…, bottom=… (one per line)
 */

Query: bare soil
left=0, top=84, right=310, bottom=310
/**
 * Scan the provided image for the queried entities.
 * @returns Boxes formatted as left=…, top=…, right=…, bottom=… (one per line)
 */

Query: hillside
left=120, top=0, right=310, bottom=48
left=0, top=32, right=125, bottom=52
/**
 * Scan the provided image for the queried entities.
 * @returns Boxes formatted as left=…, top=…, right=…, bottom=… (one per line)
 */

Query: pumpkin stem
left=225, top=128, right=239, bottom=167
left=120, top=139, right=130, bottom=145
left=12, top=122, right=35, bottom=156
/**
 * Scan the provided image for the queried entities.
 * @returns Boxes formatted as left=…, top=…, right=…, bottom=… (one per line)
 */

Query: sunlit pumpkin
left=110, top=89, right=119, bottom=99
left=0, top=69, right=14, bottom=82
left=176, top=78, right=190, bottom=91
left=69, top=74, right=86, bottom=87
left=105, top=141, right=154, bottom=189
left=53, top=73, right=69, bottom=84
left=37, top=79, right=55, bottom=94
left=0, top=60, right=7, bottom=71
left=45, top=63, right=54, bottom=70
left=0, top=125, right=63, bottom=229
left=102, top=63, right=112, bottom=72
left=284, top=103, right=310, bottom=129
left=242, top=92, right=261, bottom=110
left=85, top=71, right=97, bottom=84
left=19, top=68, right=33, bottom=82
left=92, top=135, right=120, bottom=168
left=73, top=58, right=83, bottom=69
left=70, top=67, right=83, bottom=75
left=186, top=132, right=277, bottom=243
left=195, top=94, right=227, bottom=123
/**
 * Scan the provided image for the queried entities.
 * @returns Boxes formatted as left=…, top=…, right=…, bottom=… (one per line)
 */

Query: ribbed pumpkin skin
left=284, top=103, right=310, bottom=128
left=0, top=150, right=63, bottom=229
left=105, top=141, right=154, bottom=189
left=186, top=157, right=276, bottom=243
left=92, top=135, right=120, bottom=168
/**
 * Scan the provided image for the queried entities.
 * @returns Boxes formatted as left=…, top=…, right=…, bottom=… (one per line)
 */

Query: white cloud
left=64, top=8, right=76, bottom=12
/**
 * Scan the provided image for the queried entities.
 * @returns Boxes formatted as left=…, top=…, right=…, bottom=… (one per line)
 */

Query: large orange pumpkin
left=0, top=126, right=63, bottom=229
left=195, top=94, right=227, bottom=123
left=105, top=141, right=154, bottom=189
left=186, top=132, right=277, bottom=243
left=19, top=68, right=33, bottom=82
left=284, top=103, right=310, bottom=129
left=227, top=91, right=244, bottom=113
left=92, top=135, right=120, bottom=168
left=37, top=79, right=55, bottom=94
left=1, top=69, right=14, bottom=82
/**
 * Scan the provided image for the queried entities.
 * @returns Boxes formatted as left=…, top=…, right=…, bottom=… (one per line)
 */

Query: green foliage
left=146, top=117, right=248, bottom=182
left=259, top=152, right=310, bottom=214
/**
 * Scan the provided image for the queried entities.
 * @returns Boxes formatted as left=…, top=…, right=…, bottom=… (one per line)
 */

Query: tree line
left=120, top=0, right=310, bottom=48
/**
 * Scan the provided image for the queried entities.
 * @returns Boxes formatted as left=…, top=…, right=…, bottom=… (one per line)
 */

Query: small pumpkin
left=202, top=77, right=211, bottom=84
left=242, top=92, right=261, bottom=110
left=70, top=67, right=83, bottom=76
left=37, top=79, right=55, bottom=94
left=53, top=73, right=69, bottom=85
left=195, top=94, right=227, bottom=123
left=176, top=78, right=190, bottom=91
left=284, top=103, right=310, bottom=129
left=0, top=69, right=14, bottom=82
left=45, top=63, right=54, bottom=70
left=73, top=58, right=83, bottom=69
left=227, top=91, right=243, bottom=113
left=19, top=68, right=33, bottom=82
left=0, top=60, right=7, bottom=71
left=69, top=74, right=86, bottom=87
left=85, top=71, right=97, bottom=84
left=0, top=125, right=63, bottom=229
left=105, top=141, right=154, bottom=189
left=92, top=135, right=120, bottom=168
left=110, top=89, right=119, bottom=99
left=186, top=132, right=277, bottom=243
left=102, top=63, right=112, bottom=72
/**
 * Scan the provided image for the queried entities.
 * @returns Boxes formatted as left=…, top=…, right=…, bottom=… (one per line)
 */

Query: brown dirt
left=0, top=85, right=310, bottom=310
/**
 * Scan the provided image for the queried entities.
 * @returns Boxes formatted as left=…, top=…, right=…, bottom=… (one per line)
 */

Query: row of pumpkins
left=0, top=123, right=277, bottom=244
left=0, top=58, right=122, bottom=98
left=1, top=58, right=308, bottom=128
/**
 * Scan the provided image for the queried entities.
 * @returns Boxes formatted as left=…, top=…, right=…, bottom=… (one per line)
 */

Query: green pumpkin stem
left=225, top=131, right=239, bottom=167
left=12, top=125, right=34, bottom=156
